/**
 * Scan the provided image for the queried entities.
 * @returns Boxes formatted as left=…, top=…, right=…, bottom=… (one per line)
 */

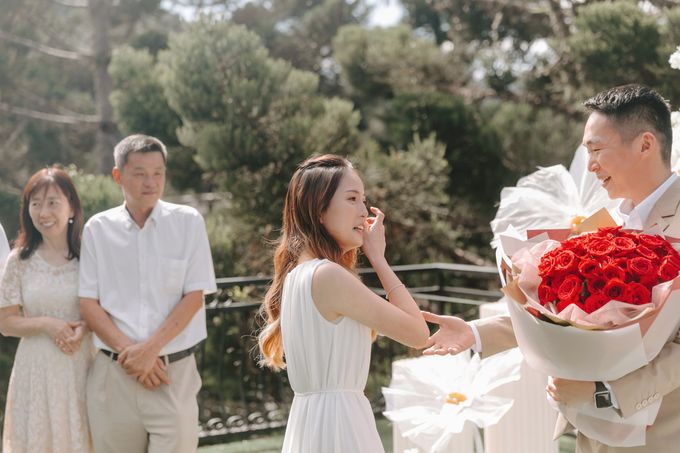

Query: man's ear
left=638, top=131, right=658, bottom=159
left=112, top=167, right=122, bottom=185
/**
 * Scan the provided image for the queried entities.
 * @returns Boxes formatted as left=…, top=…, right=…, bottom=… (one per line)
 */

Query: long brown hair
left=15, top=166, right=84, bottom=260
left=258, top=154, right=358, bottom=370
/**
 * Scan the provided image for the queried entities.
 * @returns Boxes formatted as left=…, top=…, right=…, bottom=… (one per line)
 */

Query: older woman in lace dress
left=0, top=166, right=93, bottom=453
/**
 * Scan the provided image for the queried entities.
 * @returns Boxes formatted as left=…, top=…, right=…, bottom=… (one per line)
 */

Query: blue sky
left=368, top=0, right=404, bottom=27
left=162, top=0, right=404, bottom=27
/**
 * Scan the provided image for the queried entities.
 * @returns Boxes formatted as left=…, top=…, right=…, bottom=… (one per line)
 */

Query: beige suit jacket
left=475, top=178, right=680, bottom=453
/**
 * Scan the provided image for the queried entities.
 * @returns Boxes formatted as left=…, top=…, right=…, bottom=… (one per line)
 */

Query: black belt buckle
left=161, top=344, right=198, bottom=364
left=101, top=344, right=197, bottom=364
left=101, top=349, right=119, bottom=361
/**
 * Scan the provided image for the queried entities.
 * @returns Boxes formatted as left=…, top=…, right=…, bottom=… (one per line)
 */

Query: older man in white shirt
left=80, top=134, right=216, bottom=453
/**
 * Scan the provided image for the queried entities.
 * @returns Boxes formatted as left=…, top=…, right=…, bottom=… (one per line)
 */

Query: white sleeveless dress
left=280, top=259, right=385, bottom=453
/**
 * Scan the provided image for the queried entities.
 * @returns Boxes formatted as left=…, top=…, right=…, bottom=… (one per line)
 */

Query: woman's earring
left=68, top=218, right=74, bottom=224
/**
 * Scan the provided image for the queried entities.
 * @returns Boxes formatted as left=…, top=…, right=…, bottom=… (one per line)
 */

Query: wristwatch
left=594, top=381, right=613, bottom=408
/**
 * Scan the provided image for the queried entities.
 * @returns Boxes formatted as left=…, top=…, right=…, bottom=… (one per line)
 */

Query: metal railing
left=195, top=262, right=502, bottom=445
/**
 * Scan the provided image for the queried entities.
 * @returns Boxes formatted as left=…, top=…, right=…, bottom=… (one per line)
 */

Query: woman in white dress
left=258, top=154, right=430, bottom=452
left=0, top=167, right=93, bottom=452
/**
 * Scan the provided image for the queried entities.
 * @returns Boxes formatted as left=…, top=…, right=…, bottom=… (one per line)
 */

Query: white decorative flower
left=672, top=111, right=680, bottom=172
left=669, top=46, right=680, bottom=70
left=383, top=349, right=523, bottom=453
left=671, top=46, right=680, bottom=171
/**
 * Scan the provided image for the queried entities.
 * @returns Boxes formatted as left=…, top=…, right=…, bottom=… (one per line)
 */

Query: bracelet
left=385, top=283, right=406, bottom=300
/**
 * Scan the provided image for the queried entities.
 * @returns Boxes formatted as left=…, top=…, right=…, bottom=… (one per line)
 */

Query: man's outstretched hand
left=422, top=311, right=475, bottom=355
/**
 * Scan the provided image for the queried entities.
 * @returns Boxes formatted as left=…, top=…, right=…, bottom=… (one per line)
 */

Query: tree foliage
left=109, top=45, right=204, bottom=191
left=66, top=164, right=123, bottom=221
left=332, top=25, right=462, bottom=103
left=158, top=20, right=362, bottom=229
left=402, top=0, right=680, bottom=109
left=3, top=0, right=680, bottom=272
left=356, top=136, right=466, bottom=265
left=229, top=0, right=366, bottom=93
left=381, top=92, right=507, bottom=215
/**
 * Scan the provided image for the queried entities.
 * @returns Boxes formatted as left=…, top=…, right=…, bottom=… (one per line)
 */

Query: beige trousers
left=86, top=352, right=202, bottom=453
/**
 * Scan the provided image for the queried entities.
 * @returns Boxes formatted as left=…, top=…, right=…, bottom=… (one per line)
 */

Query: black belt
left=100, top=344, right=198, bottom=364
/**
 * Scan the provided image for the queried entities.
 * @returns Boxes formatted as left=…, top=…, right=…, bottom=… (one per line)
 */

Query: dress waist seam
left=294, top=389, right=363, bottom=397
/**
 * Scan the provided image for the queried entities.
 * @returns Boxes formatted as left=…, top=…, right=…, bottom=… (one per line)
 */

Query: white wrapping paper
left=505, top=288, right=680, bottom=381
left=499, top=230, right=680, bottom=447
left=490, top=146, right=620, bottom=248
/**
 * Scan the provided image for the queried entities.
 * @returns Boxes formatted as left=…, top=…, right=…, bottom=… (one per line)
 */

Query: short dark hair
left=113, top=134, right=168, bottom=169
left=16, top=166, right=83, bottom=260
left=583, top=84, right=673, bottom=164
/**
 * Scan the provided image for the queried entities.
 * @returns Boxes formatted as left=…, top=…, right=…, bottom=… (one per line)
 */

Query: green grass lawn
left=198, top=418, right=576, bottom=453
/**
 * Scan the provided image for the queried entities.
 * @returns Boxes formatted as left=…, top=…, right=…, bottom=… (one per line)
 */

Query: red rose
left=538, top=254, right=556, bottom=277
left=626, top=282, right=652, bottom=305
left=587, top=276, right=607, bottom=294
left=665, top=253, right=680, bottom=267
left=538, top=283, right=556, bottom=305
left=614, top=236, right=637, bottom=254
left=596, top=226, right=621, bottom=236
left=578, top=258, right=600, bottom=279
left=561, top=238, right=576, bottom=249
left=627, top=257, right=654, bottom=278
left=613, top=257, right=629, bottom=270
left=568, top=242, right=589, bottom=258
left=584, top=293, right=609, bottom=313
left=549, top=274, right=565, bottom=291
left=656, top=246, right=670, bottom=258
left=659, top=256, right=680, bottom=281
left=535, top=228, right=678, bottom=318
left=603, top=279, right=627, bottom=301
left=639, top=273, right=660, bottom=288
left=586, top=238, right=615, bottom=256
left=554, top=250, right=579, bottom=273
left=659, top=241, right=677, bottom=257
left=597, top=256, right=614, bottom=268
left=639, top=234, right=665, bottom=249
left=636, top=245, right=658, bottom=261
left=557, top=275, right=583, bottom=305
left=602, top=263, right=626, bottom=281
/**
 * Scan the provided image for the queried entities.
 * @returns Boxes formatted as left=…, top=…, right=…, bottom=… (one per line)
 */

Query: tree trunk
left=88, top=0, right=119, bottom=173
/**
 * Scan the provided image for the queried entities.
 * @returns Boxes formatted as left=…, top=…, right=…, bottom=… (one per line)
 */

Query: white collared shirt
left=616, top=173, right=678, bottom=229
left=79, top=200, right=217, bottom=355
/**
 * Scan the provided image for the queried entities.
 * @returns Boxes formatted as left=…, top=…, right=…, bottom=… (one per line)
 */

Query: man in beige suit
left=423, top=84, right=680, bottom=453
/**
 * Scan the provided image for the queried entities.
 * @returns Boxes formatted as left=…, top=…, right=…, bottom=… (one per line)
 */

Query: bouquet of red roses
left=498, top=222, right=680, bottom=382
left=501, top=225, right=680, bottom=330
left=536, top=227, right=680, bottom=317
left=498, top=224, right=680, bottom=447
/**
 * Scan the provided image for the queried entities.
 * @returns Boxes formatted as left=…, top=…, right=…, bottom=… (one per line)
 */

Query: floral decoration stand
left=480, top=300, right=559, bottom=453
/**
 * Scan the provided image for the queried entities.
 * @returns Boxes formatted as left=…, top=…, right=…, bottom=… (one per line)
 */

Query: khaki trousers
left=86, top=352, right=202, bottom=453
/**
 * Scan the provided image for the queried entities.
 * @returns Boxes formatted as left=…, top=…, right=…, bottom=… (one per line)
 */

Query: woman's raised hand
left=361, top=206, right=386, bottom=264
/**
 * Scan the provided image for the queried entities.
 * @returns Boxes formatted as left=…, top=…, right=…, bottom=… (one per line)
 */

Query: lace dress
left=280, top=259, right=385, bottom=453
left=0, top=250, right=94, bottom=453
